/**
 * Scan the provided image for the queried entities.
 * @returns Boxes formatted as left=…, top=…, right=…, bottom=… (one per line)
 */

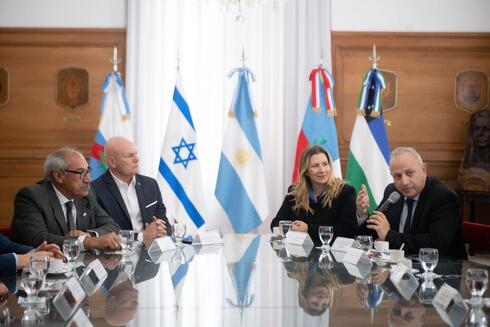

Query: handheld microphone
left=376, top=191, right=401, bottom=213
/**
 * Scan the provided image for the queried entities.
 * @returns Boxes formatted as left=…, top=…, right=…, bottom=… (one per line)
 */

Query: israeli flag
left=215, top=67, right=269, bottom=233
left=157, top=74, right=206, bottom=234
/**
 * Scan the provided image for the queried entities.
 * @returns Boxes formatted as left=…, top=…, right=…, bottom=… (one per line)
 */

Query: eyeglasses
left=63, top=167, right=91, bottom=179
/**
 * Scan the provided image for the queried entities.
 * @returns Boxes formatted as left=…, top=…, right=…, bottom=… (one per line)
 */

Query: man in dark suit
left=356, top=147, right=466, bottom=258
left=1, top=233, right=63, bottom=275
left=92, top=136, right=171, bottom=245
left=11, top=147, right=120, bottom=250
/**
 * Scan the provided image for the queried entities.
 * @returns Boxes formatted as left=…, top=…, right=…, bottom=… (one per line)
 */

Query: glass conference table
left=1, top=234, right=489, bottom=326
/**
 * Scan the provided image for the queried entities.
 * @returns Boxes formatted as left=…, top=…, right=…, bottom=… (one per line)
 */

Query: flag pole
left=369, top=44, right=380, bottom=69
left=111, top=46, right=120, bottom=72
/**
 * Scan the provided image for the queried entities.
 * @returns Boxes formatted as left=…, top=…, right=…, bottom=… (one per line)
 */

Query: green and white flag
left=346, top=69, right=392, bottom=211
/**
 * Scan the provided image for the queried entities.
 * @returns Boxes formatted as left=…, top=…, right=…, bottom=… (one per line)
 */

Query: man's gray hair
left=390, top=147, right=423, bottom=165
left=44, top=147, right=85, bottom=181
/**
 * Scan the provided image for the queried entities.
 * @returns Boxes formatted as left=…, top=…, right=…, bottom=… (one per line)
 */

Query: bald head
left=105, top=136, right=140, bottom=183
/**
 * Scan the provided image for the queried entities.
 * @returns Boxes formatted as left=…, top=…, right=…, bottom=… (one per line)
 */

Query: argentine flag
left=157, top=74, right=206, bottom=234
left=89, top=71, right=134, bottom=180
left=215, top=67, right=269, bottom=233
left=346, top=68, right=392, bottom=211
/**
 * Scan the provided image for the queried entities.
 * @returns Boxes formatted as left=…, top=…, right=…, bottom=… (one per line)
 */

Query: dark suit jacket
left=10, top=179, right=119, bottom=248
left=359, top=176, right=466, bottom=258
left=92, top=171, right=172, bottom=236
left=0, top=233, right=32, bottom=275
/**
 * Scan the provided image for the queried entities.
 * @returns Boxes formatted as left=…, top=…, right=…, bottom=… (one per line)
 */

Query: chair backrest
left=463, top=221, right=490, bottom=249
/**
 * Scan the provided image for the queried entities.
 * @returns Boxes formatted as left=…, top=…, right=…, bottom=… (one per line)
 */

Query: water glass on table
left=174, top=223, right=187, bottom=246
left=356, top=235, right=373, bottom=253
left=21, top=267, right=43, bottom=302
left=62, top=239, right=80, bottom=274
left=278, top=220, right=292, bottom=243
left=119, top=230, right=135, bottom=255
left=29, top=255, right=50, bottom=280
left=465, top=268, right=488, bottom=306
left=318, top=226, right=334, bottom=251
left=419, top=248, right=439, bottom=280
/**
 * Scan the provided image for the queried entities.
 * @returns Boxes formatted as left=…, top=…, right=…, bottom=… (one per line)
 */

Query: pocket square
left=145, top=201, right=157, bottom=208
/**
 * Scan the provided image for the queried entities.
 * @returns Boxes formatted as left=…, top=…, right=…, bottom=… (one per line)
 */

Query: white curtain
left=126, top=0, right=332, bottom=234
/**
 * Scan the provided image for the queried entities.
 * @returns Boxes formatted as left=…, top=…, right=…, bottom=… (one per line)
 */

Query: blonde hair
left=290, top=145, right=344, bottom=214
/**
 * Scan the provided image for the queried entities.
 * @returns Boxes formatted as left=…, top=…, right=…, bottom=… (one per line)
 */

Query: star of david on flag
left=157, top=73, right=206, bottom=235
left=172, top=138, right=197, bottom=169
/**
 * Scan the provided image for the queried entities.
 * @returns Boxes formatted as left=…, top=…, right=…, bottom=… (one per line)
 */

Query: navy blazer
left=0, top=233, right=32, bottom=275
left=359, top=176, right=466, bottom=258
left=92, top=171, right=172, bottom=236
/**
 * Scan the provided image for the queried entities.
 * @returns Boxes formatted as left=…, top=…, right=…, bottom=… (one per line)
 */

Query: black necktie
left=403, top=199, right=414, bottom=234
left=65, top=201, right=76, bottom=231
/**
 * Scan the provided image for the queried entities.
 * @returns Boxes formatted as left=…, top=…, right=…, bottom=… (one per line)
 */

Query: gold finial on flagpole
left=370, top=44, right=380, bottom=69
left=111, top=46, right=121, bottom=72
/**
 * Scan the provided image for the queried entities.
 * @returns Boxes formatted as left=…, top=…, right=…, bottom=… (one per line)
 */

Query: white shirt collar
left=109, top=169, right=136, bottom=188
left=52, top=183, right=72, bottom=205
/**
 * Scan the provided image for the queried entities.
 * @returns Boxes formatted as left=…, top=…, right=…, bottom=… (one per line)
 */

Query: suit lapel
left=46, top=182, right=69, bottom=234
left=134, top=176, right=149, bottom=224
left=409, top=177, right=431, bottom=233
left=104, top=171, right=132, bottom=227
left=74, top=198, right=88, bottom=231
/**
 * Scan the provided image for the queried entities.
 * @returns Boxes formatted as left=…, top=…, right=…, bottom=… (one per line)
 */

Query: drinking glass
left=21, top=268, right=43, bottom=302
left=419, top=248, right=439, bottom=280
left=29, top=255, right=50, bottom=280
left=318, top=251, right=334, bottom=269
left=278, top=220, right=292, bottom=242
left=466, top=307, right=488, bottom=327
left=174, top=223, right=186, bottom=246
left=356, top=235, right=373, bottom=252
left=0, top=307, right=11, bottom=326
left=418, top=279, right=438, bottom=305
left=318, top=226, right=334, bottom=251
left=119, top=230, right=135, bottom=255
left=62, top=239, right=80, bottom=273
left=465, top=268, right=488, bottom=305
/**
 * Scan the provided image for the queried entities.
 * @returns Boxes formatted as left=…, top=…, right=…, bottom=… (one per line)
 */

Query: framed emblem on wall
left=57, top=67, right=89, bottom=110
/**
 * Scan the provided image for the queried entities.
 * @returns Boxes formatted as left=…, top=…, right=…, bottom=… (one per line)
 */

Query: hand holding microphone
left=367, top=191, right=401, bottom=240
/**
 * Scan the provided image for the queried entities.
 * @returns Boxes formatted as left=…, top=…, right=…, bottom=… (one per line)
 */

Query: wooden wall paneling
left=0, top=28, right=126, bottom=227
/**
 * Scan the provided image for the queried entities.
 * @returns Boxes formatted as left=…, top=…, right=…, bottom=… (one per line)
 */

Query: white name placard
left=389, top=265, right=419, bottom=301
left=193, top=230, right=222, bottom=246
left=284, top=231, right=313, bottom=246
left=330, top=250, right=346, bottom=262
left=343, top=262, right=372, bottom=279
left=284, top=243, right=313, bottom=258
left=433, top=283, right=469, bottom=327
left=79, top=259, right=108, bottom=295
left=53, top=277, right=86, bottom=321
left=149, top=236, right=176, bottom=253
left=343, top=248, right=370, bottom=266
left=331, top=237, right=355, bottom=252
left=67, top=308, right=93, bottom=327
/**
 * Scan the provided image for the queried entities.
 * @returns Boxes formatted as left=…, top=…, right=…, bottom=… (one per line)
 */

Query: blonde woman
left=271, top=145, right=357, bottom=244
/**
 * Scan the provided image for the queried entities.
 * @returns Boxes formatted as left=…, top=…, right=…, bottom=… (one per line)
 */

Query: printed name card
left=343, top=262, right=372, bottom=279
left=433, top=283, right=469, bottom=327
left=53, top=277, right=86, bottom=321
left=284, top=231, right=313, bottom=246
left=330, top=250, right=346, bottom=262
left=389, top=265, right=419, bottom=301
left=342, top=247, right=370, bottom=266
left=284, top=242, right=313, bottom=258
left=79, top=259, right=108, bottom=295
left=193, top=230, right=222, bottom=245
left=331, top=237, right=355, bottom=252
left=67, top=308, right=93, bottom=327
left=150, top=236, right=176, bottom=253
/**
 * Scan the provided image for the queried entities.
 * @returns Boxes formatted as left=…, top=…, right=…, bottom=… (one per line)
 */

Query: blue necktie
left=403, top=199, right=414, bottom=234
